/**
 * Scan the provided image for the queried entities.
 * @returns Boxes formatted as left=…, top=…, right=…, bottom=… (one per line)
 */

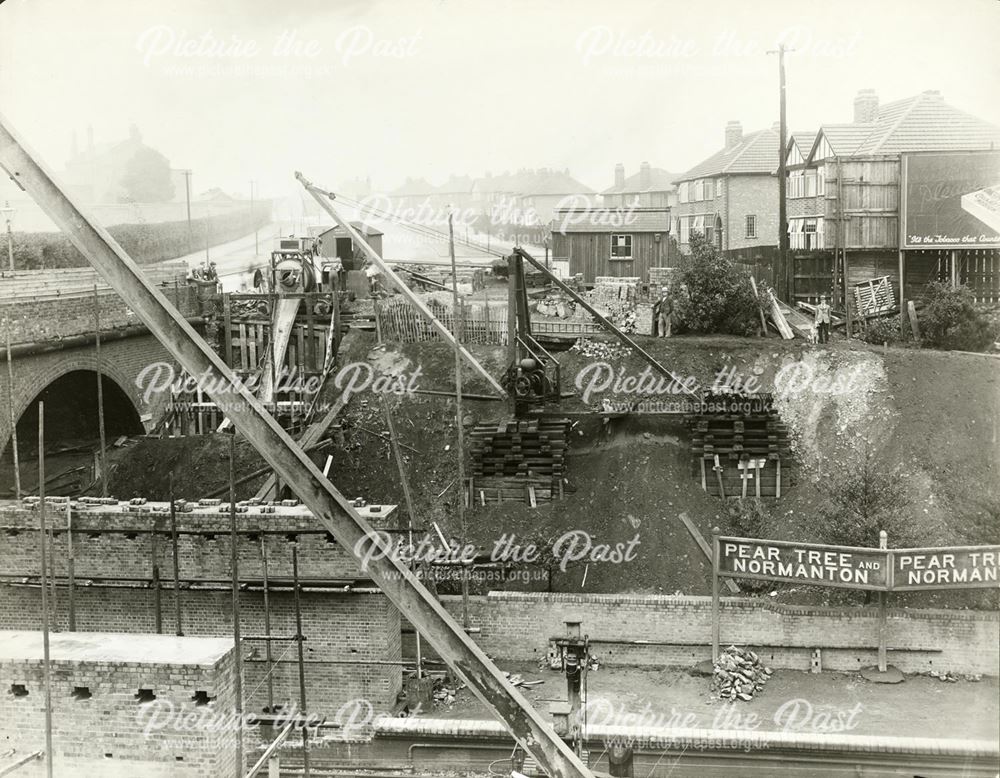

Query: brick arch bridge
left=0, top=334, right=178, bottom=458
left=0, top=266, right=205, bottom=459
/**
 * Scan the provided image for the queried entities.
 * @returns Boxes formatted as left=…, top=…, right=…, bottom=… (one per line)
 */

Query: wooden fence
left=373, top=300, right=604, bottom=346
left=727, top=247, right=836, bottom=305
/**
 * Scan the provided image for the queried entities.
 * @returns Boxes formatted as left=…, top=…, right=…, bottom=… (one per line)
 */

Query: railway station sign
left=900, top=151, right=1000, bottom=249
left=717, top=537, right=888, bottom=591
left=892, top=546, right=1000, bottom=591
left=717, top=536, right=1000, bottom=592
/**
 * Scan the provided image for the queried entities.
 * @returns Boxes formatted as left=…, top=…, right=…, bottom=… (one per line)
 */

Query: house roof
left=790, top=132, right=817, bottom=156
left=602, top=167, right=678, bottom=195
left=674, top=126, right=781, bottom=182
left=808, top=91, right=1000, bottom=162
left=388, top=177, right=435, bottom=197
left=434, top=175, right=474, bottom=194
left=552, top=207, right=671, bottom=233
left=474, top=169, right=595, bottom=196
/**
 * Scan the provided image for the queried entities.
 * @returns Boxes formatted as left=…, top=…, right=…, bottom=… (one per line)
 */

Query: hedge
left=10, top=205, right=272, bottom=270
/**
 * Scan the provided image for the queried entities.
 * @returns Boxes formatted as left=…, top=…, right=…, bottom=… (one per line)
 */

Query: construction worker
left=364, top=261, right=382, bottom=296
left=815, top=293, right=831, bottom=344
left=653, top=286, right=673, bottom=338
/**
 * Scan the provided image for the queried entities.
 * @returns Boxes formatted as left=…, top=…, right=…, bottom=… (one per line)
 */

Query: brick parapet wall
left=0, top=588, right=401, bottom=715
left=0, top=502, right=405, bottom=715
left=438, top=592, right=999, bottom=675
left=0, top=275, right=200, bottom=346
left=0, top=502, right=399, bottom=580
left=0, top=634, right=236, bottom=777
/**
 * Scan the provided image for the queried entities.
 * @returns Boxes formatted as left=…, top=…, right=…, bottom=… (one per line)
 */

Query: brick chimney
left=725, top=121, right=742, bottom=149
left=639, top=161, right=651, bottom=190
left=614, top=162, right=625, bottom=189
left=853, top=89, right=879, bottom=123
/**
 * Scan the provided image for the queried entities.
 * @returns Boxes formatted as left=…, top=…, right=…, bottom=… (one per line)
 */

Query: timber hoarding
left=900, top=150, right=1000, bottom=249
left=717, top=536, right=999, bottom=592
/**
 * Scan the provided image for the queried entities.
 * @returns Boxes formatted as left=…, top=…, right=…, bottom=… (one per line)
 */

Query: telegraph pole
left=250, top=180, right=258, bottom=257
left=768, top=44, right=792, bottom=299
left=183, top=170, right=193, bottom=253
left=3, top=201, right=14, bottom=275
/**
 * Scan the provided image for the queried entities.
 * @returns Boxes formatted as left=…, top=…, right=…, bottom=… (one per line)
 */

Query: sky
left=1, top=0, right=999, bottom=202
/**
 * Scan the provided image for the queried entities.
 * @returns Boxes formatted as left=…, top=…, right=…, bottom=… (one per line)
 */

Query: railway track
left=267, top=722, right=1000, bottom=777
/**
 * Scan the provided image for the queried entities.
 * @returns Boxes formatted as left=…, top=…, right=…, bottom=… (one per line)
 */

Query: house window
left=679, top=218, right=690, bottom=244
left=789, top=217, right=822, bottom=249
left=804, top=172, right=817, bottom=198
left=817, top=167, right=826, bottom=196
left=678, top=182, right=689, bottom=203
left=716, top=178, right=724, bottom=198
left=611, top=234, right=633, bottom=259
left=745, top=215, right=757, bottom=239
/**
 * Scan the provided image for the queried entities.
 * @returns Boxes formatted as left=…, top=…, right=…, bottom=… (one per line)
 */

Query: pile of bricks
left=711, top=645, right=772, bottom=701
left=584, top=277, right=642, bottom=331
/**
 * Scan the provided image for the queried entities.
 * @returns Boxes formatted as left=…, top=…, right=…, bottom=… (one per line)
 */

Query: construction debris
left=710, top=645, right=773, bottom=701
left=569, top=337, right=631, bottom=360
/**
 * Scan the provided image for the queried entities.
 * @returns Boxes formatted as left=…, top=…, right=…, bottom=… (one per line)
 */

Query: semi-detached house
left=672, top=121, right=781, bottom=253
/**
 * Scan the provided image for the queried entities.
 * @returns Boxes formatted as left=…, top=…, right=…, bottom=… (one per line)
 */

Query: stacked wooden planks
left=468, top=418, right=570, bottom=505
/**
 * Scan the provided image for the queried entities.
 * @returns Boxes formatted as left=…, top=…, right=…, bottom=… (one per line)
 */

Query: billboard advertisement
left=900, top=151, right=1000, bottom=249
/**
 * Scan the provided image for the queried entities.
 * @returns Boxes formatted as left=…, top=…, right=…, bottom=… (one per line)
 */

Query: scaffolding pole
left=93, top=285, right=107, bottom=497
left=169, top=473, right=183, bottom=636
left=4, top=327, right=21, bottom=499
left=37, top=403, right=54, bottom=778
left=260, top=535, right=275, bottom=711
left=449, top=214, right=470, bottom=628
left=229, top=434, right=244, bottom=777
left=291, top=547, right=310, bottom=778
left=66, top=502, right=75, bottom=631
left=0, top=119, right=591, bottom=777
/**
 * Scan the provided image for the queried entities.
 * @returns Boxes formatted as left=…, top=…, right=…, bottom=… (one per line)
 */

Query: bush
left=726, top=497, right=771, bottom=538
left=818, top=445, right=917, bottom=549
left=12, top=206, right=272, bottom=270
left=859, top=314, right=908, bottom=346
left=670, top=232, right=760, bottom=336
left=918, top=282, right=998, bottom=352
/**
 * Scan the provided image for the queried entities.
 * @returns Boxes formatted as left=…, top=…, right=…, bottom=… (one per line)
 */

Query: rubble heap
left=711, top=645, right=772, bottom=701
left=569, top=337, right=631, bottom=360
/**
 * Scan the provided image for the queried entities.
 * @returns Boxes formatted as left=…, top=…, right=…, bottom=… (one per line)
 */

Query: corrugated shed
left=552, top=208, right=671, bottom=233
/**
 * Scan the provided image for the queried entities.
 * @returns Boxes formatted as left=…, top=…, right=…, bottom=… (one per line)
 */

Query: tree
left=818, top=444, right=914, bottom=550
left=670, top=232, right=760, bottom=336
left=120, top=147, right=175, bottom=203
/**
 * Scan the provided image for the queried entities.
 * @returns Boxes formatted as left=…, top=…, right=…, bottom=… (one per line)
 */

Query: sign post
left=878, top=530, right=888, bottom=673
left=711, top=527, right=720, bottom=663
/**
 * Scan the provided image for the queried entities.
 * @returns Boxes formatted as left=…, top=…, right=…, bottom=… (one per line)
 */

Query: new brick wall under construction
left=0, top=500, right=403, bottom=714
left=0, top=630, right=238, bottom=778
left=439, top=592, right=1000, bottom=676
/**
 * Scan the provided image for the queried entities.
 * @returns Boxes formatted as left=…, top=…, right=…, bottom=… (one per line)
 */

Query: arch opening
left=4, top=370, right=144, bottom=463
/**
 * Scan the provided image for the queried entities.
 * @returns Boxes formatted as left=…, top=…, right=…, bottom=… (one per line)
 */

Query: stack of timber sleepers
left=687, top=413, right=792, bottom=498
left=468, top=418, right=570, bottom=505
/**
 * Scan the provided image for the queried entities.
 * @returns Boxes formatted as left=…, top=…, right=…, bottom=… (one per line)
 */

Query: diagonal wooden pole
left=295, top=172, right=507, bottom=398
left=0, top=114, right=590, bottom=778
